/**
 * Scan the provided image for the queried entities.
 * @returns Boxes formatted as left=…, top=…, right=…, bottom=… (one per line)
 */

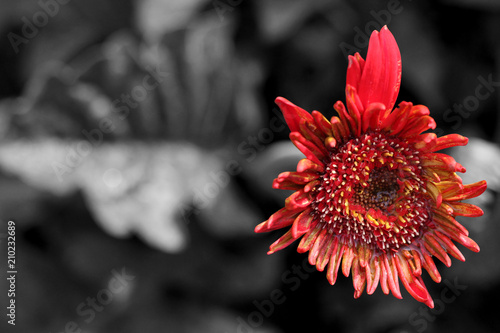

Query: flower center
left=311, top=132, right=432, bottom=252
left=352, top=167, right=398, bottom=211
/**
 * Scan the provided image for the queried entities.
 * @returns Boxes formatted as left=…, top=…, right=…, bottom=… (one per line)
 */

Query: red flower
left=255, top=26, right=487, bottom=307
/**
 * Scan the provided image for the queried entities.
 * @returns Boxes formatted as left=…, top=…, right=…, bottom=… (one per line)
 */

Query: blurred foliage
left=0, top=0, right=499, bottom=332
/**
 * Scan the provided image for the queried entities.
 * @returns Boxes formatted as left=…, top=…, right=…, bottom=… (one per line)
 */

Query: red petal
left=402, top=115, right=436, bottom=138
left=362, top=102, right=386, bottom=132
left=379, top=261, right=390, bottom=295
left=413, top=133, right=438, bottom=151
left=366, top=256, right=381, bottom=295
left=448, top=202, right=484, bottom=217
left=434, top=230, right=466, bottom=262
left=291, top=209, right=314, bottom=238
left=426, top=181, right=443, bottom=208
left=308, top=228, right=329, bottom=266
left=357, top=245, right=372, bottom=268
left=345, top=85, right=362, bottom=135
left=290, top=132, right=326, bottom=165
left=275, top=97, right=314, bottom=133
left=297, top=158, right=325, bottom=173
left=395, top=254, right=434, bottom=308
left=431, top=134, right=468, bottom=152
left=357, top=26, right=401, bottom=112
left=420, top=249, right=442, bottom=283
left=433, top=208, right=469, bottom=236
left=409, top=250, right=423, bottom=276
left=297, top=223, right=323, bottom=253
left=254, top=207, right=298, bottom=233
left=333, top=101, right=353, bottom=137
left=327, top=243, right=345, bottom=285
left=451, top=232, right=480, bottom=253
left=421, top=153, right=465, bottom=173
left=342, top=246, right=355, bottom=277
left=275, top=171, right=319, bottom=185
left=346, top=52, right=365, bottom=91
left=325, top=136, right=337, bottom=150
left=303, top=179, right=320, bottom=193
left=285, top=189, right=312, bottom=210
left=272, top=173, right=305, bottom=190
left=298, top=119, right=329, bottom=156
left=352, top=257, right=367, bottom=298
left=407, top=104, right=431, bottom=119
left=312, top=111, right=333, bottom=138
left=331, top=115, right=349, bottom=140
left=385, top=102, right=412, bottom=135
left=444, top=180, right=487, bottom=201
left=383, top=254, right=402, bottom=299
left=423, top=233, right=452, bottom=267
left=316, top=237, right=338, bottom=271
left=268, top=229, right=299, bottom=254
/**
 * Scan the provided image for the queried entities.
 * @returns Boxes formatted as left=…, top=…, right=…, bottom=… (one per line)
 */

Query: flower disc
left=312, top=132, right=431, bottom=252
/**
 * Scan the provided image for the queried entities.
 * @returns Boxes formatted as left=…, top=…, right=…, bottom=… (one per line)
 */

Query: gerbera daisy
left=255, top=26, right=487, bottom=307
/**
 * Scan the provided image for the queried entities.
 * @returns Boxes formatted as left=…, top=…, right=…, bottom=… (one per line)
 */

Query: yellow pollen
left=366, top=214, right=378, bottom=225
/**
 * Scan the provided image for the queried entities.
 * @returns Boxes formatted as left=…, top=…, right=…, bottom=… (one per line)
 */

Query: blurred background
left=0, top=0, right=499, bottom=332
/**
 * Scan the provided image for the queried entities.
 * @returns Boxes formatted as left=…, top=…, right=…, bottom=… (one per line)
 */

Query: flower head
left=255, top=26, right=487, bottom=307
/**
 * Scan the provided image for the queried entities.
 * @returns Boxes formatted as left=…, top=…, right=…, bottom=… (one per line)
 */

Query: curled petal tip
left=275, top=97, right=314, bottom=133
left=425, top=298, right=435, bottom=309
left=254, top=221, right=267, bottom=233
